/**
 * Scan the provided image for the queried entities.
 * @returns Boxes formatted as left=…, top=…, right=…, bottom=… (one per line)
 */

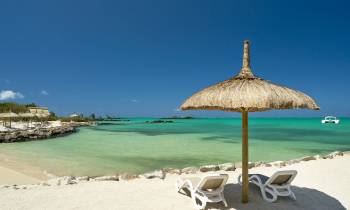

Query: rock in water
left=142, top=170, right=166, bottom=179
left=47, top=176, right=76, bottom=186
left=262, top=163, right=272, bottom=167
left=254, top=161, right=265, bottom=167
left=218, top=163, right=235, bottom=171
left=300, top=156, right=316, bottom=161
left=93, top=175, right=119, bottom=181
left=285, top=159, right=300, bottom=165
left=313, top=154, right=322, bottom=159
left=199, top=165, right=220, bottom=172
left=76, top=176, right=90, bottom=182
left=234, top=162, right=255, bottom=169
left=181, top=167, right=198, bottom=174
left=324, top=151, right=343, bottom=159
left=162, top=168, right=181, bottom=175
left=269, top=161, right=286, bottom=167
left=119, top=173, right=139, bottom=181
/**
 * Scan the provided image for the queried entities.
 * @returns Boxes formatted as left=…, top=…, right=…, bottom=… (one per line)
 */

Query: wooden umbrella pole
left=242, top=111, right=249, bottom=203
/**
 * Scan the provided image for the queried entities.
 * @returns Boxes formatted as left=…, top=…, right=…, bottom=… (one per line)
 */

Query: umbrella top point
left=236, top=40, right=255, bottom=79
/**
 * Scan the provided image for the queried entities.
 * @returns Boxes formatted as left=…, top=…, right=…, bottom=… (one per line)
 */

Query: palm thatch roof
left=180, top=40, right=320, bottom=112
left=0, top=112, right=19, bottom=118
left=18, top=112, right=36, bottom=118
left=35, top=113, right=49, bottom=118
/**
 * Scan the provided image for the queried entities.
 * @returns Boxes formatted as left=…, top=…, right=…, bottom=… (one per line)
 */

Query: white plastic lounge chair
left=176, top=174, right=228, bottom=209
left=238, top=170, right=297, bottom=202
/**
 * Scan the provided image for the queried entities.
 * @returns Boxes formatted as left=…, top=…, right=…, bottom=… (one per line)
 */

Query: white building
left=69, top=113, right=79, bottom=118
left=28, top=107, right=50, bottom=117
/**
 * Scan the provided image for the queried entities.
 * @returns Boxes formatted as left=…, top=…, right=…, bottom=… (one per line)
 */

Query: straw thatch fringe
left=180, top=41, right=319, bottom=112
left=181, top=76, right=319, bottom=112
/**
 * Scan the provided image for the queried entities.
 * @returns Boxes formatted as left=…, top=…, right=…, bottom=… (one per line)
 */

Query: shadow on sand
left=180, top=183, right=346, bottom=210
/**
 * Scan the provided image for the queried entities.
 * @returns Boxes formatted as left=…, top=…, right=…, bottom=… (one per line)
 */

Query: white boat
left=321, top=116, right=340, bottom=124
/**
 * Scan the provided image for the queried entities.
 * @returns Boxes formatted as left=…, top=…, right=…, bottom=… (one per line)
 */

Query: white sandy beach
left=0, top=165, right=41, bottom=185
left=0, top=154, right=349, bottom=210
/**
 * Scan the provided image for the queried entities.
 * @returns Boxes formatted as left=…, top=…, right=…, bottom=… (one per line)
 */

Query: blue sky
left=0, top=0, right=349, bottom=117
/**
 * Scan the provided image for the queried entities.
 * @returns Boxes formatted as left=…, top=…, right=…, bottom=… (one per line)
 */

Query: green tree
left=0, top=102, right=29, bottom=113
left=47, top=111, right=58, bottom=121
left=25, top=103, right=38, bottom=107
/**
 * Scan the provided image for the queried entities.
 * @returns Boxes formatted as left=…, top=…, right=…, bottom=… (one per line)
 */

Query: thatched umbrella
left=36, top=109, right=50, bottom=118
left=180, top=40, right=319, bottom=203
left=34, top=112, right=50, bottom=127
left=18, top=112, right=36, bottom=127
left=18, top=112, right=36, bottom=118
left=35, top=113, right=49, bottom=118
left=35, top=113, right=45, bottom=124
left=0, top=112, right=19, bottom=127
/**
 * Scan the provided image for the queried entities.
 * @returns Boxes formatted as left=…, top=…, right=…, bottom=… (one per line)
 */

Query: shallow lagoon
left=0, top=118, right=349, bottom=176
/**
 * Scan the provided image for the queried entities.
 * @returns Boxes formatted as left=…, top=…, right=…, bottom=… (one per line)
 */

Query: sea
left=0, top=118, right=349, bottom=176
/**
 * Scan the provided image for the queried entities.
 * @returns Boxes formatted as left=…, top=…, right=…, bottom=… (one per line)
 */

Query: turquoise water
left=0, top=118, right=349, bottom=176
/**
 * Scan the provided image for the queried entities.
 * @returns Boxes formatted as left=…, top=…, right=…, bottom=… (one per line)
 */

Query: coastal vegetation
left=0, top=102, right=38, bottom=113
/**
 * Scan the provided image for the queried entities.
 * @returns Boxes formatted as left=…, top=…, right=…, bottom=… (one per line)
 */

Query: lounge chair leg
left=222, top=199, right=228, bottom=207
left=175, top=181, right=179, bottom=192
left=237, top=174, right=242, bottom=185
left=220, top=192, right=228, bottom=207
left=175, top=179, right=182, bottom=192
left=290, top=190, right=296, bottom=200
left=193, top=194, right=206, bottom=210
left=261, top=187, right=277, bottom=202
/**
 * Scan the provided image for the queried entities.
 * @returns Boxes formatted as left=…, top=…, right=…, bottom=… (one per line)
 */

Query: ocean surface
left=0, top=118, right=349, bottom=176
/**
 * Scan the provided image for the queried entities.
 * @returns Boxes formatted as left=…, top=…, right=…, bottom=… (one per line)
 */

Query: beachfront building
left=69, top=113, right=79, bottom=118
left=0, top=107, right=49, bottom=130
left=28, top=107, right=50, bottom=117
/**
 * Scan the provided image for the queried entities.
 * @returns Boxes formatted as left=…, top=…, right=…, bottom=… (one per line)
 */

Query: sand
left=0, top=154, right=53, bottom=185
left=0, top=165, right=41, bottom=185
left=0, top=155, right=349, bottom=210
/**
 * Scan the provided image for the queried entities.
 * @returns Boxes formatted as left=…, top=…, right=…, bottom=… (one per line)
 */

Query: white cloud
left=41, top=90, right=49, bottom=95
left=173, top=108, right=181, bottom=112
left=130, top=99, right=139, bottom=103
left=0, top=90, right=24, bottom=100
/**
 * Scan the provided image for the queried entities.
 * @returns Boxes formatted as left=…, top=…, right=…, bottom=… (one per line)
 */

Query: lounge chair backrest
left=271, top=174, right=292, bottom=185
left=197, top=174, right=228, bottom=192
left=267, top=170, right=297, bottom=186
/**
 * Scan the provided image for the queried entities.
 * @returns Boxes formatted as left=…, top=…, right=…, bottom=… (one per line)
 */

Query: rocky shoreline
left=0, top=122, right=95, bottom=143
left=0, top=150, right=347, bottom=189
left=0, top=125, right=76, bottom=143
